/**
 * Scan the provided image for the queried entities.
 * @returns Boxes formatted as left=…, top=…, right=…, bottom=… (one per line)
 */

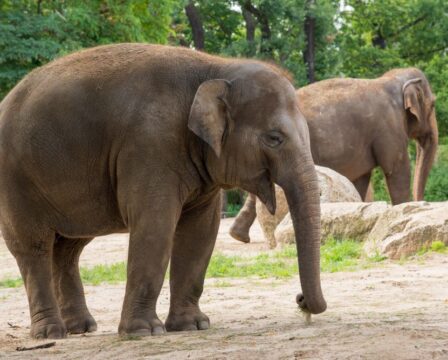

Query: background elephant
left=0, top=43, right=326, bottom=339
left=231, top=67, right=438, bottom=243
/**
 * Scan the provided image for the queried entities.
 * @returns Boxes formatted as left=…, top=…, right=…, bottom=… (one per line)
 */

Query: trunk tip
left=296, top=293, right=327, bottom=314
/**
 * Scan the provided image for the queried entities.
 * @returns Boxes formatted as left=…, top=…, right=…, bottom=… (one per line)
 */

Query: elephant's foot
left=118, top=315, right=165, bottom=336
left=30, top=316, right=67, bottom=339
left=62, top=311, right=97, bottom=334
left=165, top=307, right=210, bottom=332
left=229, top=219, right=251, bottom=243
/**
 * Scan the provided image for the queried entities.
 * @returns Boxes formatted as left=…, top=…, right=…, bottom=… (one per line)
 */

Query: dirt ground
left=0, top=219, right=447, bottom=359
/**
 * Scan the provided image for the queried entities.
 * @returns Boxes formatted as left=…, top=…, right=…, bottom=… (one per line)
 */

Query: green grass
left=1, top=239, right=445, bottom=289
left=0, top=277, right=23, bottom=288
left=80, top=262, right=127, bottom=285
left=417, top=240, right=447, bottom=255
left=206, top=252, right=297, bottom=279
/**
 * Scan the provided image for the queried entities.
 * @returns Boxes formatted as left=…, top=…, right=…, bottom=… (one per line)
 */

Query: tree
left=184, top=1, right=205, bottom=50
left=0, top=0, right=176, bottom=98
left=304, top=0, right=316, bottom=83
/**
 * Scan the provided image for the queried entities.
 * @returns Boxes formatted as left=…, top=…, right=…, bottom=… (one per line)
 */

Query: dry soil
left=0, top=219, right=447, bottom=359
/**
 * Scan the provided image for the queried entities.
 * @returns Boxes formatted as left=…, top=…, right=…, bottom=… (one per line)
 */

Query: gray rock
left=364, top=201, right=448, bottom=259
left=275, top=202, right=390, bottom=245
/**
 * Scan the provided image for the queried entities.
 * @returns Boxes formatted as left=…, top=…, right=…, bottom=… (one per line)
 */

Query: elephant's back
left=296, top=78, right=386, bottom=179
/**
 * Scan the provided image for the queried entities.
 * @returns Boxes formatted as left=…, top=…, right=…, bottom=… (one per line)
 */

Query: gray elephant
left=231, top=68, right=438, bottom=243
left=0, top=43, right=326, bottom=339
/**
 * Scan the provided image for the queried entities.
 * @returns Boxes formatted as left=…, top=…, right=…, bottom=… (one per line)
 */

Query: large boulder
left=257, top=166, right=362, bottom=248
left=275, top=202, right=390, bottom=245
left=364, top=201, right=448, bottom=259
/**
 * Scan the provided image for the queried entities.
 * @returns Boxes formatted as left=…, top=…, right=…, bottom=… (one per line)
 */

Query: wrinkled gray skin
left=230, top=68, right=438, bottom=243
left=0, top=44, right=326, bottom=339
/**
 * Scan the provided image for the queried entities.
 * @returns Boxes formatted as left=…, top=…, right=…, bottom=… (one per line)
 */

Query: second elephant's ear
left=188, top=79, right=231, bottom=157
left=403, top=78, right=424, bottom=123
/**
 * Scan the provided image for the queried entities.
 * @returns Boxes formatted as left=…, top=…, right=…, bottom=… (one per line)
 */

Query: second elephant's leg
left=384, top=159, right=411, bottom=205
left=229, top=192, right=256, bottom=243
left=166, top=193, right=221, bottom=331
left=353, top=172, right=372, bottom=201
left=52, top=236, right=97, bottom=334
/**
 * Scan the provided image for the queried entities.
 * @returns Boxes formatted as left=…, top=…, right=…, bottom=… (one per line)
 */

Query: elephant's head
left=188, top=63, right=327, bottom=315
left=401, top=69, right=438, bottom=201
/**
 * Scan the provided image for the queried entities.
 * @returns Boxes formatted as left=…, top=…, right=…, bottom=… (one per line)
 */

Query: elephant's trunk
left=278, top=156, right=326, bottom=315
left=413, top=110, right=438, bottom=201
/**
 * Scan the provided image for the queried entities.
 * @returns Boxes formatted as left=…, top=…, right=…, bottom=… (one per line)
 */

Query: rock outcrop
left=364, top=202, right=448, bottom=259
left=275, top=202, right=390, bottom=245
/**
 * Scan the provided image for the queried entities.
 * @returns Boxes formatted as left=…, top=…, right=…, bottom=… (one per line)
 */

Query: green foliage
left=371, top=167, right=390, bottom=202
left=0, top=0, right=176, bottom=98
left=424, top=163, right=448, bottom=201
left=225, top=203, right=242, bottom=217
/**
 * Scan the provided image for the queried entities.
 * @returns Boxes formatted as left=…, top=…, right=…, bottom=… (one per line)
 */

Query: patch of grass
left=274, top=245, right=297, bottom=259
left=119, top=335, right=142, bottom=341
left=80, top=262, right=127, bottom=285
left=0, top=277, right=23, bottom=288
left=367, top=252, right=388, bottom=263
left=417, top=240, right=447, bottom=256
left=0, top=239, right=392, bottom=289
left=430, top=240, right=447, bottom=253
left=213, top=280, right=233, bottom=287
left=320, top=237, right=363, bottom=272
left=206, top=253, right=297, bottom=279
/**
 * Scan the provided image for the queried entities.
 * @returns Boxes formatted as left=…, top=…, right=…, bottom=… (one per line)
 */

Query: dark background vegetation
left=1, top=0, right=447, bottom=210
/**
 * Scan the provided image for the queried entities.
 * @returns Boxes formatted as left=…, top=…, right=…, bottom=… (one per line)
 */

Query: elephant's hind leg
left=52, top=236, right=97, bottom=334
left=166, top=193, right=221, bottom=332
left=4, top=227, right=67, bottom=339
left=353, top=172, right=372, bottom=201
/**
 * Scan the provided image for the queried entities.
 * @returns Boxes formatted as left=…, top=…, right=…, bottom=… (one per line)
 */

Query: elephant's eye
left=261, top=131, right=284, bottom=148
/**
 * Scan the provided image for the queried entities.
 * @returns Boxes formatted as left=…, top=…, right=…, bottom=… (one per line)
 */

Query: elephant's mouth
left=255, top=170, right=276, bottom=215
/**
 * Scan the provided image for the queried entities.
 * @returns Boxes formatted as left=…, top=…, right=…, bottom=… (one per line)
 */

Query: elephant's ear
left=403, top=78, right=424, bottom=123
left=188, top=79, right=231, bottom=157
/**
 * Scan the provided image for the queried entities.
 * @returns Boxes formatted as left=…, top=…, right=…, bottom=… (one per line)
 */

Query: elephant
left=230, top=67, right=438, bottom=243
left=0, top=43, right=326, bottom=339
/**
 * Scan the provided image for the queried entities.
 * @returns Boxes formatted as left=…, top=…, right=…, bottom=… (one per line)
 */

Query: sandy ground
left=0, top=219, right=447, bottom=359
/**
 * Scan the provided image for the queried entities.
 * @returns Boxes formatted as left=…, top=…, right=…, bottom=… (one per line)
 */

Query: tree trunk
left=242, top=7, right=256, bottom=56
left=37, top=0, right=42, bottom=14
left=243, top=0, right=272, bottom=57
left=304, top=0, right=316, bottom=83
left=185, top=1, right=205, bottom=51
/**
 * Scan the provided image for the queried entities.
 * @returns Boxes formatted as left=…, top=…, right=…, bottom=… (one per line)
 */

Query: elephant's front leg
left=118, top=196, right=181, bottom=336
left=166, top=192, right=221, bottom=331
left=383, top=156, right=411, bottom=205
